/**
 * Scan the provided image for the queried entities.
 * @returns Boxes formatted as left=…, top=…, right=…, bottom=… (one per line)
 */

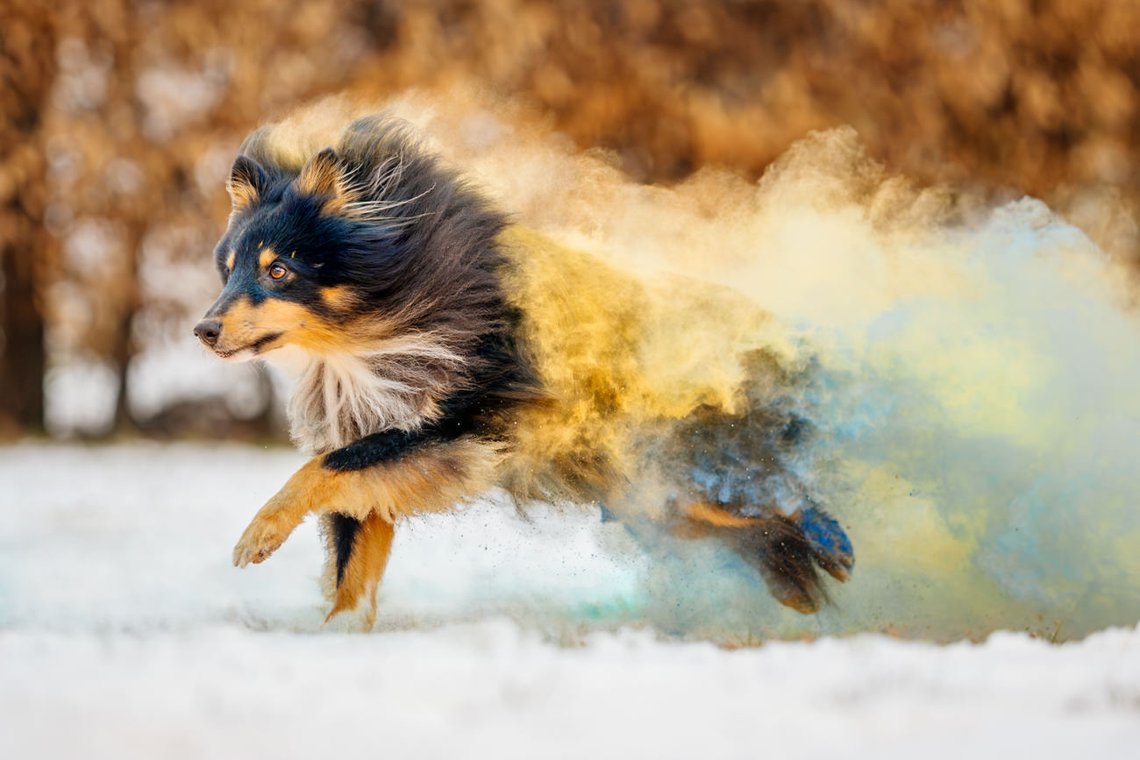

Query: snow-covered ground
left=1, top=443, right=1138, bottom=759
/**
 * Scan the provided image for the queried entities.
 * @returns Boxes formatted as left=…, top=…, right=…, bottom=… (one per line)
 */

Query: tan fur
left=685, top=501, right=764, bottom=528
left=226, top=173, right=260, bottom=212
left=295, top=149, right=358, bottom=215
left=224, top=250, right=235, bottom=272
left=217, top=295, right=435, bottom=360
left=232, top=438, right=500, bottom=568
left=258, top=248, right=277, bottom=270
left=322, top=513, right=395, bottom=628
left=320, top=284, right=358, bottom=312
left=215, top=297, right=352, bottom=356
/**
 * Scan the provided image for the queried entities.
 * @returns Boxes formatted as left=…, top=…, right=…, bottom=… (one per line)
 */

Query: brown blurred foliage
left=0, top=0, right=1137, bottom=437
left=355, top=0, right=1138, bottom=249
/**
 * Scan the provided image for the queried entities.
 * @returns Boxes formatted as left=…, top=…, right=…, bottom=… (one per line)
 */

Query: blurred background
left=2, top=0, right=1137, bottom=442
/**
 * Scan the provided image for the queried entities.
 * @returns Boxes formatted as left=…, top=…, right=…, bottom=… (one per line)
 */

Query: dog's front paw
left=232, top=513, right=292, bottom=568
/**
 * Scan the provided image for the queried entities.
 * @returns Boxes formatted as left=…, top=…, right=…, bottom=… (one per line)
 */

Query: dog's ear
left=227, top=155, right=268, bottom=213
left=295, top=148, right=357, bottom=214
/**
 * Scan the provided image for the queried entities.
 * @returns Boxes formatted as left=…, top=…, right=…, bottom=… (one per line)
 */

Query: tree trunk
left=109, top=224, right=143, bottom=433
left=0, top=8, right=55, bottom=436
left=0, top=222, right=46, bottom=434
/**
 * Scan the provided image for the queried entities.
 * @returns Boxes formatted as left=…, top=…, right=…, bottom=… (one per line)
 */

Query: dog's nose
left=193, top=319, right=222, bottom=347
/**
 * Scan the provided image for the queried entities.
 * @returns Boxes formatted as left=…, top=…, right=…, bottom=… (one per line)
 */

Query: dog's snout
left=193, top=319, right=222, bottom=347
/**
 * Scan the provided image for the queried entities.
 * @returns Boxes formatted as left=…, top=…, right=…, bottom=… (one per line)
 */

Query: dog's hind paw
left=793, top=506, right=854, bottom=582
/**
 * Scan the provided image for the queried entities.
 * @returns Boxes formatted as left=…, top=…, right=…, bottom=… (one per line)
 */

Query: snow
left=1, top=443, right=1138, bottom=759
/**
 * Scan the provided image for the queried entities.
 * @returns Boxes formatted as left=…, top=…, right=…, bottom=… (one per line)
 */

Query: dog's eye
left=268, top=262, right=289, bottom=281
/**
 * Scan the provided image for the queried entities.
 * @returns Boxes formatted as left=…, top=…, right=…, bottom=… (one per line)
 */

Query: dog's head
left=194, top=149, right=367, bottom=360
left=196, top=115, right=510, bottom=371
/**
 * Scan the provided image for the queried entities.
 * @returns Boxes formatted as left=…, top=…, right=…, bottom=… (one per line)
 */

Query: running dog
left=195, top=113, right=853, bottom=628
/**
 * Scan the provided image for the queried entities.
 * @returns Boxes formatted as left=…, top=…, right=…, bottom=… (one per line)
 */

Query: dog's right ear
left=227, top=155, right=268, bottom=213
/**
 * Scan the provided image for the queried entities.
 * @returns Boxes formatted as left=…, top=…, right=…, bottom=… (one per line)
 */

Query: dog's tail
left=321, top=512, right=395, bottom=627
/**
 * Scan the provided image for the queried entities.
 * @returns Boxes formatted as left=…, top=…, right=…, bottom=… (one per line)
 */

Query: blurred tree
left=4, top=0, right=1137, bottom=438
left=0, top=4, right=56, bottom=435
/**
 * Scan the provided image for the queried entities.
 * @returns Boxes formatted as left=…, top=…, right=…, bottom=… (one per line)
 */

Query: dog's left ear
left=295, top=148, right=357, bottom=214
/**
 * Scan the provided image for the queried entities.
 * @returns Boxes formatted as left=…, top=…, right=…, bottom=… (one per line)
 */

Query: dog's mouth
left=213, top=332, right=283, bottom=359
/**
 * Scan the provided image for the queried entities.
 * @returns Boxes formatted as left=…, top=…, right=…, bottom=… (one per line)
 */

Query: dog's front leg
left=232, top=429, right=433, bottom=568
left=232, top=457, right=338, bottom=567
left=232, top=431, right=500, bottom=630
left=232, top=432, right=500, bottom=567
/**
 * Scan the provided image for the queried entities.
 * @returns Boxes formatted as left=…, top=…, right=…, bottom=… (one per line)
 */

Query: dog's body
left=196, top=114, right=853, bottom=628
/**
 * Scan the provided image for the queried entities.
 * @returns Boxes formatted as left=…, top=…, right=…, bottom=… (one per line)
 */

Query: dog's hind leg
left=320, top=511, right=395, bottom=630
left=679, top=501, right=853, bottom=614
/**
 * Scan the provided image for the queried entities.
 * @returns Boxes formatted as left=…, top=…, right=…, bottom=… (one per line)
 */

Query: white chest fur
left=266, top=340, right=462, bottom=455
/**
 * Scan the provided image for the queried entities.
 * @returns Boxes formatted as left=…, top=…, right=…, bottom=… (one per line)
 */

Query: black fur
left=329, top=512, right=362, bottom=587
left=323, top=428, right=446, bottom=471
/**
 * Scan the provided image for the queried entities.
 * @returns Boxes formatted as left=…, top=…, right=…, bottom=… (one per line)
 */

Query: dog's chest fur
left=274, top=349, right=434, bottom=455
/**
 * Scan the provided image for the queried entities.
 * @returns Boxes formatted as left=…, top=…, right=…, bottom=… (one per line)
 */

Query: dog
left=194, top=112, right=853, bottom=629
